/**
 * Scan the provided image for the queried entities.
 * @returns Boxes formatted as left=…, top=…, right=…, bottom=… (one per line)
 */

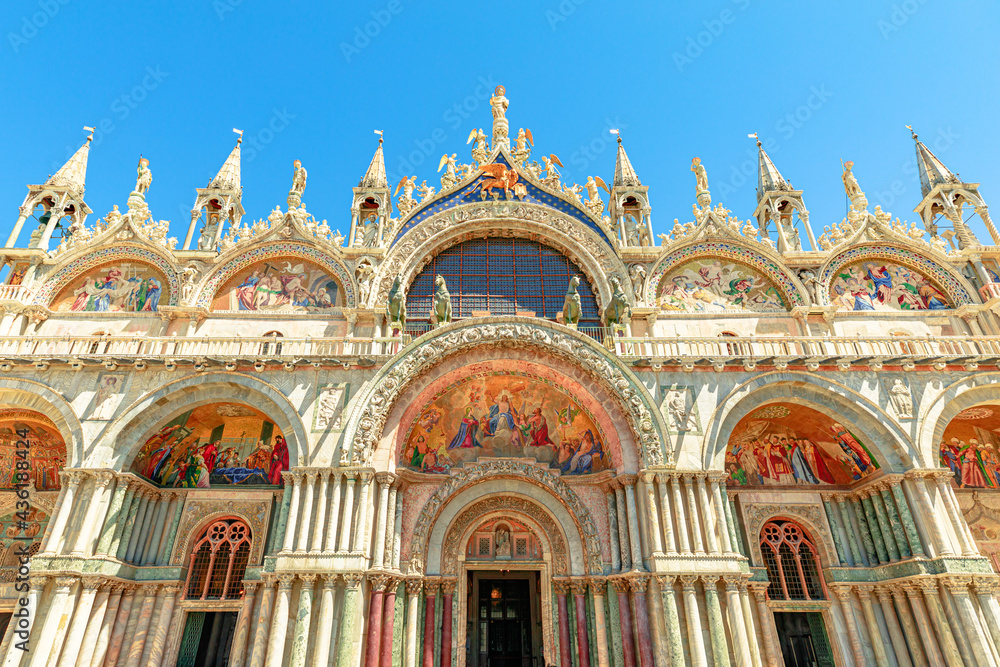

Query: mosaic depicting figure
left=830, top=260, right=951, bottom=311
left=400, top=373, right=608, bottom=475
left=131, top=403, right=288, bottom=487
left=52, top=263, right=165, bottom=313
left=939, top=405, right=1000, bottom=489
left=0, top=410, right=67, bottom=490
left=725, top=403, right=880, bottom=487
left=214, top=259, right=340, bottom=312
left=658, top=258, right=786, bottom=313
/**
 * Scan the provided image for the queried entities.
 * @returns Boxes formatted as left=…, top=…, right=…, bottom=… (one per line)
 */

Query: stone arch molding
left=0, top=379, right=85, bottom=468
left=918, top=371, right=1000, bottom=463
left=342, top=318, right=671, bottom=470
left=743, top=504, right=839, bottom=569
left=372, top=201, right=628, bottom=310
left=701, top=371, right=914, bottom=471
left=411, top=460, right=602, bottom=576
left=94, top=372, right=308, bottom=471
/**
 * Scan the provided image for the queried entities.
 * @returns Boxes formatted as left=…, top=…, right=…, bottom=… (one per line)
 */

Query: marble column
left=890, top=481, right=926, bottom=558
left=725, top=494, right=745, bottom=556
left=683, top=476, right=706, bottom=553
left=143, top=585, right=178, bottom=667
left=56, top=576, right=100, bottom=667
left=159, top=603, right=186, bottom=667
left=628, top=577, right=655, bottom=667
left=131, top=491, right=160, bottom=563
left=307, top=575, right=335, bottom=667
left=856, top=587, right=890, bottom=667
left=889, top=585, right=927, bottom=667
left=230, top=582, right=259, bottom=667
left=140, top=494, right=169, bottom=565
left=702, top=578, right=731, bottom=667
left=123, top=584, right=159, bottom=667
left=422, top=581, right=437, bottom=667
left=566, top=581, right=590, bottom=667
left=95, top=478, right=130, bottom=555
left=973, top=577, right=1000, bottom=659
left=590, top=579, right=611, bottom=667
left=365, top=576, right=387, bottom=667
left=605, top=485, right=622, bottom=572
left=748, top=583, right=778, bottom=667
left=875, top=586, right=913, bottom=667
left=946, top=576, right=995, bottom=666
left=157, top=494, right=186, bottom=566
left=736, top=581, right=761, bottom=667
left=374, top=475, right=392, bottom=568
left=440, top=580, right=455, bottom=667
left=311, top=471, right=330, bottom=553
left=296, top=472, right=317, bottom=552
left=290, top=575, right=316, bottom=667
left=697, top=476, right=720, bottom=554
left=384, top=486, right=399, bottom=567
left=871, top=489, right=902, bottom=561
left=879, top=483, right=911, bottom=558
left=380, top=580, right=398, bottom=667
left=115, top=488, right=144, bottom=561
left=860, top=492, right=891, bottom=562
left=935, top=475, right=979, bottom=556
left=404, top=580, right=422, bottom=667
left=835, top=497, right=864, bottom=566
left=722, top=577, right=751, bottom=667
left=903, top=584, right=944, bottom=666
left=123, top=490, right=151, bottom=562
left=43, top=473, right=80, bottom=555
left=906, top=471, right=953, bottom=556
left=248, top=577, right=276, bottom=667
left=339, top=473, right=357, bottom=552
left=337, top=574, right=364, bottom=666
left=88, top=583, right=123, bottom=667
left=679, top=576, right=708, bottom=667
left=642, top=475, right=663, bottom=555
left=656, top=576, right=684, bottom=667
left=68, top=474, right=99, bottom=555
left=709, top=475, right=733, bottom=553
left=266, top=574, right=296, bottom=666
left=325, top=472, right=343, bottom=552
left=611, top=579, right=637, bottom=667
left=29, top=576, right=75, bottom=667
left=103, top=584, right=137, bottom=667
left=622, top=476, right=644, bottom=569
left=105, top=481, right=135, bottom=558
left=822, top=494, right=849, bottom=566
left=914, top=579, right=964, bottom=667
left=656, top=475, right=677, bottom=553
left=283, top=472, right=303, bottom=552
left=849, top=496, right=878, bottom=565
left=614, top=483, right=632, bottom=570
left=939, top=579, right=976, bottom=667
left=671, top=475, right=691, bottom=553
left=831, top=587, right=865, bottom=667
left=353, top=473, right=374, bottom=553
left=556, top=582, right=573, bottom=667
left=392, top=488, right=404, bottom=569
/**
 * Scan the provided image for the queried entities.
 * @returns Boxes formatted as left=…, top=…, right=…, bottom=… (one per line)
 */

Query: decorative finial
left=748, top=132, right=761, bottom=148
left=906, top=124, right=917, bottom=141
left=610, top=128, right=621, bottom=144
left=83, top=126, right=95, bottom=142
left=374, top=129, right=384, bottom=145
left=233, top=127, right=243, bottom=144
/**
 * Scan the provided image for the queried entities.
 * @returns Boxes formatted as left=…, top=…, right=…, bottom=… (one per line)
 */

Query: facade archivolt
left=0, top=379, right=84, bottom=467
left=918, top=371, right=1000, bottom=460
left=703, top=372, right=913, bottom=471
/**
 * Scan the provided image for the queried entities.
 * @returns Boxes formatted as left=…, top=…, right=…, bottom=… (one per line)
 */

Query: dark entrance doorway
left=472, top=575, right=539, bottom=667
left=773, top=611, right=835, bottom=667
left=176, top=611, right=239, bottom=667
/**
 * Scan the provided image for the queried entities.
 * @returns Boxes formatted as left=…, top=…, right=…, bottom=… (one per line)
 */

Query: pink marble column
left=555, top=581, right=572, bottom=667
left=365, top=576, right=388, bottom=667
left=380, top=579, right=397, bottom=667
left=440, top=580, right=456, bottom=667
left=612, top=579, right=637, bottom=667
left=628, top=577, right=655, bottom=667
left=571, top=581, right=591, bottom=667
left=422, top=581, right=437, bottom=667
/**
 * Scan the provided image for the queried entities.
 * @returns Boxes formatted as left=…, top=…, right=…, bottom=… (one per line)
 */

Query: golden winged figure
left=595, top=175, right=609, bottom=193
left=466, top=129, right=479, bottom=144
left=479, top=164, right=520, bottom=199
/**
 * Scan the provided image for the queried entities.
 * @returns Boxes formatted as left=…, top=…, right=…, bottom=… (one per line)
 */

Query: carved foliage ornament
left=345, top=321, right=667, bottom=469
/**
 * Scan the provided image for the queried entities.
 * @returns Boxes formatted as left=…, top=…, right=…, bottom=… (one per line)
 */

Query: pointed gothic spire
left=209, top=133, right=242, bottom=191
left=613, top=135, right=641, bottom=187
left=45, top=129, right=93, bottom=196
left=755, top=138, right=791, bottom=201
left=361, top=134, right=387, bottom=188
left=910, top=126, right=960, bottom=196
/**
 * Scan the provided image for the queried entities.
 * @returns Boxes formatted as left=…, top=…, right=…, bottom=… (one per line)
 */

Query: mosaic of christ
left=131, top=403, right=288, bottom=488
left=939, top=405, right=1000, bottom=489
left=830, top=260, right=951, bottom=311
left=400, top=373, right=609, bottom=475
left=725, top=403, right=880, bottom=487
left=213, top=258, right=340, bottom=312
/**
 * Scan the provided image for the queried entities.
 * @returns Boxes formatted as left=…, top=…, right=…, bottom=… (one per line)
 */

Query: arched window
left=183, top=518, right=252, bottom=600
left=405, top=238, right=600, bottom=332
left=760, top=520, right=826, bottom=600
left=261, top=331, right=283, bottom=356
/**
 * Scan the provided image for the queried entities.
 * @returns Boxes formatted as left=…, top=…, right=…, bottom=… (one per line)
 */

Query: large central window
left=406, top=238, right=600, bottom=328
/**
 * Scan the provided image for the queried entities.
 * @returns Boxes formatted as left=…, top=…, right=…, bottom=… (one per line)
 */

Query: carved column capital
left=973, top=576, right=1000, bottom=596
left=609, top=578, right=630, bottom=594
left=439, top=578, right=457, bottom=595
left=342, top=573, right=364, bottom=588
left=569, top=579, right=589, bottom=595
left=654, top=575, right=676, bottom=590
left=626, top=575, right=649, bottom=594
left=588, top=578, right=607, bottom=596
left=616, top=473, right=639, bottom=487
left=243, top=581, right=260, bottom=595
left=368, top=574, right=391, bottom=592
left=276, top=574, right=296, bottom=590
left=678, top=575, right=699, bottom=591
left=405, top=579, right=423, bottom=596
left=161, top=584, right=181, bottom=597
left=53, top=576, right=77, bottom=590
left=423, top=578, right=440, bottom=596
left=375, top=472, right=395, bottom=486
left=81, top=575, right=104, bottom=591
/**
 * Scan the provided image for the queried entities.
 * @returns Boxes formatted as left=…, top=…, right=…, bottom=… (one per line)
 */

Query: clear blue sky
left=2, top=0, right=999, bottom=245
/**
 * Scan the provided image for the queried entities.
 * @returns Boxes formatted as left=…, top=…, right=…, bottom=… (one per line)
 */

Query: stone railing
left=0, top=284, right=33, bottom=303
left=980, top=283, right=1000, bottom=302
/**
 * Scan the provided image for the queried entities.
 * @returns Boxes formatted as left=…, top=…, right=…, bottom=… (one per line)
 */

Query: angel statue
left=416, top=180, right=436, bottom=203
left=563, top=183, right=584, bottom=203
left=458, top=162, right=478, bottom=181
left=134, top=157, right=152, bottom=197
left=467, top=128, right=489, bottom=166
left=513, top=128, right=533, bottom=163
left=394, top=175, right=417, bottom=216
left=585, top=176, right=609, bottom=216
left=542, top=155, right=563, bottom=189
left=438, top=153, right=458, bottom=189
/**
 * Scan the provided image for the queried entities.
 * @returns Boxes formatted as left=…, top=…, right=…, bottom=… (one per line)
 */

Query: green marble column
left=724, top=496, right=744, bottom=556
left=836, top=498, right=864, bottom=566
left=116, top=490, right=145, bottom=561
left=891, top=482, right=926, bottom=558
left=290, top=575, right=315, bottom=667
left=822, top=495, right=848, bottom=566
left=337, top=574, right=363, bottom=667
left=98, top=481, right=131, bottom=556
left=606, top=584, right=624, bottom=667
left=268, top=483, right=293, bottom=555
left=703, top=580, right=732, bottom=667
left=658, top=576, right=684, bottom=667
left=869, top=491, right=900, bottom=561
left=879, top=485, right=911, bottom=559
left=107, top=483, right=135, bottom=558
left=859, top=495, right=888, bottom=563
left=157, top=495, right=185, bottom=566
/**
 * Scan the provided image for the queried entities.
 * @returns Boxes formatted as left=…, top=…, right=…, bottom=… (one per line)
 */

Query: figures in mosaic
left=215, top=259, right=339, bottom=312
left=0, top=410, right=67, bottom=490
left=940, top=405, right=1000, bottom=488
left=830, top=260, right=950, bottom=311
left=725, top=403, right=880, bottom=486
left=658, top=259, right=785, bottom=313
left=54, top=263, right=164, bottom=312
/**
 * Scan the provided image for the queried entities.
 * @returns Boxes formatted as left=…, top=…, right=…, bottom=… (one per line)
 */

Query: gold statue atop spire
left=490, top=85, right=509, bottom=149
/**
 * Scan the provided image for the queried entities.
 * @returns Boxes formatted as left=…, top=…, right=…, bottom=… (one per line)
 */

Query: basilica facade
left=1, top=89, right=1000, bottom=666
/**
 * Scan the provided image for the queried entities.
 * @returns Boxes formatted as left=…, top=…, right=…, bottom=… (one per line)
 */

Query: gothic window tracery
left=183, top=518, right=252, bottom=600
left=759, top=520, right=826, bottom=601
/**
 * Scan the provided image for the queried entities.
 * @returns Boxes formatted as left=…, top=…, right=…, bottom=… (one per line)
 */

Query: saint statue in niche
left=495, top=528, right=511, bottom=558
